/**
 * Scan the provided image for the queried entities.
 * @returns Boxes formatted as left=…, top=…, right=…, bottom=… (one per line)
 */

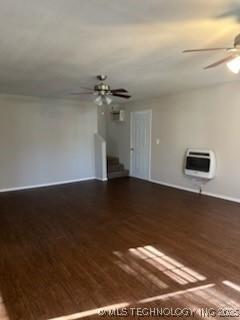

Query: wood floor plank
left=0, top=178, right=240, bottom=319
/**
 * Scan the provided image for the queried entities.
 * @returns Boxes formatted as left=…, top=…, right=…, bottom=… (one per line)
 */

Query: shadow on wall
left=57, top=0, right=240, bottom=26
left=216, top=2, right=240, bottom=22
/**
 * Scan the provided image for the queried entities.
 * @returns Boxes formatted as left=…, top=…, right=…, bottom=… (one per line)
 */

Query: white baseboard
left=96, top=177, right=108, bottom=182
left=2, top=176, right=239, bottom=204
left=0, top=177, right=96, bottom=193
left=201, top=191, right=240, bottom=204
left=150, top=178, right=240, bottom=204
left=150, top=179, right=199, bottom=194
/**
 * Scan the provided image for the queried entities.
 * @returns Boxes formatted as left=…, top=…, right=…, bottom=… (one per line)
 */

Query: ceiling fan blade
left=112, top=93, right=131, bottom=99
left=79, top=87, right=94, bottom=91
left=204, top=55, right=235, bottom=69
left=234, top=34, right=240, bottom=46
left=111, top=88, right=129, bottom=93
left=183, top=48, right=230, bottom=53
left=71, top=92, right=93, bottom=95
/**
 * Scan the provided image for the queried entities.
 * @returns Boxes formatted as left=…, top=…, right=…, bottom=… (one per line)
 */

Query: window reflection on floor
left=223, top=280, right=240, bottom=293
left=47, top=280, right=240, bottom=320
left=48, top=302, right=130, bottom=320
left=45, top=242, right=240, bottom=320
left=9, top=245, right=240, bottom=320
left=138, top=283, right=215, bottom=304
left=114, top=245, right=206, bottom=288
left=0, top=295, right=9, bottom=320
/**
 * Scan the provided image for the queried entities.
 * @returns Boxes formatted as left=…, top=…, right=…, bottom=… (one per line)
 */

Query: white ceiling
left=0, top=0, right=240, bottom=101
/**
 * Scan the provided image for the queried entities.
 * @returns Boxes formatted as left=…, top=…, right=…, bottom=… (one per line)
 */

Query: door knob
left=131, top=148, right=134, bottom=151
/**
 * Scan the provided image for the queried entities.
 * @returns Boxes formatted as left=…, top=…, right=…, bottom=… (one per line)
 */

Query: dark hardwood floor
left=0, top=177, right=240, bottom=320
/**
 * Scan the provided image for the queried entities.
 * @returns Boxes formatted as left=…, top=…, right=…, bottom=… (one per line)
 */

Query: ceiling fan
left=183, top=33, right=240, bottom=73
left=71, top=75, right=131, bottom=106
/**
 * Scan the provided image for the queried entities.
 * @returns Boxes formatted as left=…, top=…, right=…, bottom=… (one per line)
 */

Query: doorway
left=130, top=110, right=152, bottom=180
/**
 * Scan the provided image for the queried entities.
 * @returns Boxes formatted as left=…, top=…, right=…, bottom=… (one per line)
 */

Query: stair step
left=107, top=164, right=124, bottom=173
left=107, top=156, right=119, bottom=165
left=108, top=170, right=129, bottom=179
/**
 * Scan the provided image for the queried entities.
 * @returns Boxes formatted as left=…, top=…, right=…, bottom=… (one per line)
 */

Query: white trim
left=130, top=109, right=152, bottom=181
left=130, top=111, right=133, bottom=177
left=148, top=110, right=152, bottom=181
left=96, top=177, right=108, bottom=182
left=150, top=179, right=199, bottom=194
left=202, top=190, right=240, bottom=204
left=2, top=175, right=239, bottom=204
left=94, top=133, right=107, bottom=181
left=0, top=177, right=96, bottom=193
left=150, top=178, right=240, bottom=204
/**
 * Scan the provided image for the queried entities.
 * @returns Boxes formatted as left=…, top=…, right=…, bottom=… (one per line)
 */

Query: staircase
left=107, top=156, right=129, bottom=179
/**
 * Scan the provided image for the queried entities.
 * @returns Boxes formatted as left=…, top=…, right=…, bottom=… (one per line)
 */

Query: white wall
left=107, top=82, right=240, bottom=201
left=97, top=106, right=107, bottom=140
left=0, top=95, right=97, bottom=190
left=94, top=133, right=107, bottom=181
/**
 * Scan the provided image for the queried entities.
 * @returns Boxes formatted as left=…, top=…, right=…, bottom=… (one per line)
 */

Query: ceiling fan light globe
left=227, top=56, right=240, bottom=74
left=105, top=96, right=112, bottom=105
left=95, top=95, right=103, bottom=106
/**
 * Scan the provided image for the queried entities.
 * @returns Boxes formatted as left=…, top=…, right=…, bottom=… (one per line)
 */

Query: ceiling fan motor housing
left=94, top=83, right=111, bottom=95
left=97, top=75, right=107, bottom=81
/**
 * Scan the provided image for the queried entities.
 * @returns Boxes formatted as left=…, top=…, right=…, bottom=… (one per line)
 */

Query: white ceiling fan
left=183, top=33, right=240, bottom=74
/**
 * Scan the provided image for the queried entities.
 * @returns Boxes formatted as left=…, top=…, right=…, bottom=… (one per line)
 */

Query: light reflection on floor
left=138, top=283, right=215, bottom=304
left=45, top=246, right=240, bottom=320
left=48, top=302, right=130, bottom=320
left=47, top=280, right=240, bottom=320
left=223, top=280, right=240, bottom=293
left=0, top=295, right=9, bottom=320
left=114, top=245, right=206, bottom=288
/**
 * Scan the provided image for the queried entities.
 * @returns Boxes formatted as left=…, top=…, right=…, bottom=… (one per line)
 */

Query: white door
left=130, top=110, right=151, bottom=180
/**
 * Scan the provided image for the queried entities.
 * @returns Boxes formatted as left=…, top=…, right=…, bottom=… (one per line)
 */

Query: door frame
left=130, top=109, right=152, bottom=181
